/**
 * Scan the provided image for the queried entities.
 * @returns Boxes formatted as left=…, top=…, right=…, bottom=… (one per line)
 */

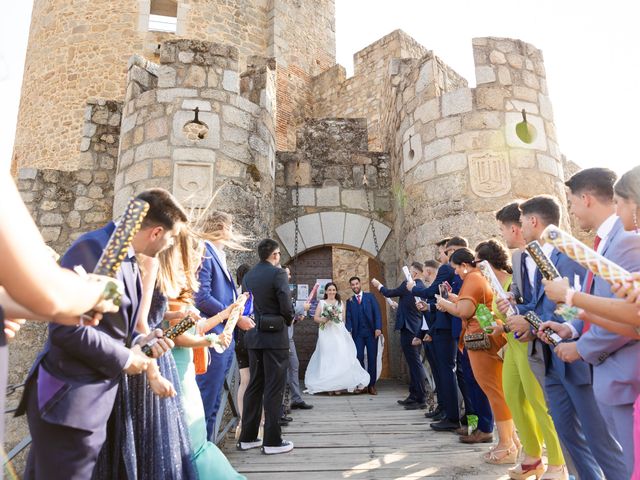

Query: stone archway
left=275, top=211, right=391, bottom=258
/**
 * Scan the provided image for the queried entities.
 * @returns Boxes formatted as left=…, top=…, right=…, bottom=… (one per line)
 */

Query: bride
left=304, top=282, right=370, bottom=394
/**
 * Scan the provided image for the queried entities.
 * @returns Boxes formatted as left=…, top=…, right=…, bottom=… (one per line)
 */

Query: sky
left=1, top=1, right=638, bottom=176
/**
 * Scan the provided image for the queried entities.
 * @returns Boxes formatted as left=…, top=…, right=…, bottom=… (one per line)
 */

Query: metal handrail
left=3, top=381, right=31, bottom=466
left=213, top=357, right=240, bottom=445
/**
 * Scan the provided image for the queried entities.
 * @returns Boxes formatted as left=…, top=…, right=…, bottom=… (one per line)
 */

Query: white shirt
left=594, top=214, right=618, bottom=255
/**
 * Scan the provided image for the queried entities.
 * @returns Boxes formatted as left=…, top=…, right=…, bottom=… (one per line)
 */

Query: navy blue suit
left=519, top=248, right=627, bottom=480
left=412, top=266, right=460, bottom=421
left=380, top=280, right=426, bottom=403
left=194, top=241, right=237, bottom=441
left=19, top=223, right=141, bottom=480
left=345, top=292, right=382, bottom=387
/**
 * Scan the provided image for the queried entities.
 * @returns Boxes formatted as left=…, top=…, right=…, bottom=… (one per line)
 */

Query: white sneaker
left=237, top=438, right=262, bottom=451
left=262, top=440, right=294, bottom=455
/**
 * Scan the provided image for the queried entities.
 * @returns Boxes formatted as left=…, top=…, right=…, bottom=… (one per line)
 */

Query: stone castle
left=12, top=0, right=574, bottom=381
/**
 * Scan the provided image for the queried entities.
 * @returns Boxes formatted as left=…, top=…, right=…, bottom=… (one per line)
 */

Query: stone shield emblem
left=468, top=151, right=511, bottom=198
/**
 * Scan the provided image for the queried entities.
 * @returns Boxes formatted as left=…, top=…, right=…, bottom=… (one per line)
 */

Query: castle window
left=148, top=0, right=177, bottom=33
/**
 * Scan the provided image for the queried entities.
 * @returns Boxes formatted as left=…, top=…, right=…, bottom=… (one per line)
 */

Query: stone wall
left=274, top=118, right=393, bottom=263
left=386, top=37, right=570, bottom=263
left=115, top=39, right=277, bottom=267
left=270, top=0, right=336, bottom=151
left=17, top=100, right=120, bottom=253
left=310, top=30, right=430, bottom=152
left=13, top=0, right=335, bottom=172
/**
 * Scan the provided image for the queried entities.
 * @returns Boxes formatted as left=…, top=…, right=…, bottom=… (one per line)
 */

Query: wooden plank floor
left=222, top=380, right=511, bottom=479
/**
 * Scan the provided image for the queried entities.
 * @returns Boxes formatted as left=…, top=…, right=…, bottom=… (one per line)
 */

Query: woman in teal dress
left=156, top=231, right=246, bottom=480
left=171, top=321, right=246, bottom=480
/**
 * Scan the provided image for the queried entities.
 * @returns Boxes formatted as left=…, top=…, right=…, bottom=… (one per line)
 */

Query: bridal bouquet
left=319, top=303, right=341, bottom=330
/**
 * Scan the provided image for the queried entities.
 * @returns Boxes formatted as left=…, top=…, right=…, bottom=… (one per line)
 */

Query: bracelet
left=565, top=288, right=577, bottom=307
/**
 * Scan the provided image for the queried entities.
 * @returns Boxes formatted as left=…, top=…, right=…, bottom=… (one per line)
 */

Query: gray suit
left=572, top=219, right=640, bottom=476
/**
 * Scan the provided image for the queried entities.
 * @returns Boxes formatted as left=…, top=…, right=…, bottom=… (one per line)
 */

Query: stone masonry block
left=341, top=189, right=367, bottom=210
left=442, top=89, right=473, bottom=117
left=223, top=70, right=239, bottom=93
left=414, top=98, right=439, bottom=124
left=320, top=212, right=346, bottom=245
left=424, top=137, right=452, bottom=162
left=316, top=186, right=340, bottom=207
left=436, top=153, right=467, bottom=175
left=292, top=187, right=315, bottom=206
left=475, top=66, right=496, bottom=85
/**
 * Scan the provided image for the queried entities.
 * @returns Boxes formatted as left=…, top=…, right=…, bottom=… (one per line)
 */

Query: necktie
left=582, top=235, right=602, bottom=333
left=357, top=294, right=362, bottom=304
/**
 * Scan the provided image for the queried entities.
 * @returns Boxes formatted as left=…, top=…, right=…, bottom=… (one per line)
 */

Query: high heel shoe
left=508, top=459, right=545, bottom=479
left=539, top=465, right=569, bottom=480
left=483, top=444, right=518, bottom=465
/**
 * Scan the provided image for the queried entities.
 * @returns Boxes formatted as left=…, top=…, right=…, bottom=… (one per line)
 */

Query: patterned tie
left=582, top=235, right=602, bottom=333
left=357, top=294, right=362, bottom=305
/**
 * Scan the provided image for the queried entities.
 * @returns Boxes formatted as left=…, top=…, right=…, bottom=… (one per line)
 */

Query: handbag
left=463, top=287, right=493, bottom=351
left=193, top=346, right=209, bottom=374
left=464, top=332, right=491, bottom=350
left=258, top=313, right=285, bottom=332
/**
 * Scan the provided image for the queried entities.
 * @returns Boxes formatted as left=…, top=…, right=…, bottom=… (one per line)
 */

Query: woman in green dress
left=156, top=231, right=246, bottom=480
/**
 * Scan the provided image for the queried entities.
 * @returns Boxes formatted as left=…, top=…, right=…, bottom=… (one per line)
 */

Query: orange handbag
left=193, top=345, right=209, bottom=375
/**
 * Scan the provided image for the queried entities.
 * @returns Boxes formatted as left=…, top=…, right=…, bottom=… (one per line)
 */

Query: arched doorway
left=286, top=245, right=391, bottom=384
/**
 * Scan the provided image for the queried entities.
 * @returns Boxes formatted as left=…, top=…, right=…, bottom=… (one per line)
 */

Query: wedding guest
left=234, top=263, right=253, bottom=437
left=238, top=239, right=294, bottom=455
left=538, top=168, right=640, bottom=477
left=436, top=248, right=518, bottom=465
left=283, top=268, right=313, bottom=409
left=373, top=262, right=427, bottom=410
left=407, top=249, right=462, bottom=430
left=92, top=252, right=194, bottom=480
left=499, top=195, right=626, bottom=480
left=476, top=239, right=566, bottom=479
left=18, top=188, right=183, bottom=480
left=0, top=175, right=123, bottom=464
left=158, top=229, right=246, bottom=479
left=194, top=211, right=254, bottom=441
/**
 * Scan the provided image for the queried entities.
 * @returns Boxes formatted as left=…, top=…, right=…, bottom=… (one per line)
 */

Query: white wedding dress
left=304, top=300, right=370, bottom=394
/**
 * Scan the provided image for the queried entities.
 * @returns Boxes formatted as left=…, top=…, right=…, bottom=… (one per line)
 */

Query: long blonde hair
left=192, top=210, right=251, bottom=251
left=157, top=227, right=203, bottom=301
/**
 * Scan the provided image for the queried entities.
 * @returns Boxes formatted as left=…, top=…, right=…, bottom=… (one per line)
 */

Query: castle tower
left=12, top=0, right=335, bottom=172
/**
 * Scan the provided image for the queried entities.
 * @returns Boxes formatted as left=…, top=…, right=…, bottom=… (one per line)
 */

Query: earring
left=463, top=268, right=468, bottom=274
left=634, top=208, right=639, bottom=233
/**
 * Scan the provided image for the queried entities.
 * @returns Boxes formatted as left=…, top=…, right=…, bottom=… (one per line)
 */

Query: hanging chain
left=362, top=175, right=380, bottom=256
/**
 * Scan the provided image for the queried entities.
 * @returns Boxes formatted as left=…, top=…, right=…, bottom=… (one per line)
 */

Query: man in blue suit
left=541, top=169, right=640, bottom=477
left=345, top=276, right=382, bottom=395
left=502, top=194, right=627, bottom=480
left=373, top=263, right=427, bottom=409
left=18, top=188, right=185, bottom=480
left=194, top=211, right=254, bottom=441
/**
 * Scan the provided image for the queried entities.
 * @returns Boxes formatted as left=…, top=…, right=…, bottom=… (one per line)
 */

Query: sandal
left=483, top=444, right=518, bottom=465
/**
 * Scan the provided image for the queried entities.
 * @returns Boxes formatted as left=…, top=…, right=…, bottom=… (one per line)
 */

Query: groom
left=345, top=276, right=382, bottom=395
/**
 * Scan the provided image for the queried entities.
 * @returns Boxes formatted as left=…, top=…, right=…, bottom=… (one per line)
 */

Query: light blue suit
left=571, top=219, right=640, bottom=476
left=523, top=248, right=627, bottom=480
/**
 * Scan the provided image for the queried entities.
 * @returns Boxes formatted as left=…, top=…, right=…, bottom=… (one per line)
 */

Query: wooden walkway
left=223, top=380, right=511, bottom=479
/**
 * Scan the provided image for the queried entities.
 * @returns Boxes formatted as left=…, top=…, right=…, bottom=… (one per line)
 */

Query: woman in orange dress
left=436, top=247, right=518, bottom=464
